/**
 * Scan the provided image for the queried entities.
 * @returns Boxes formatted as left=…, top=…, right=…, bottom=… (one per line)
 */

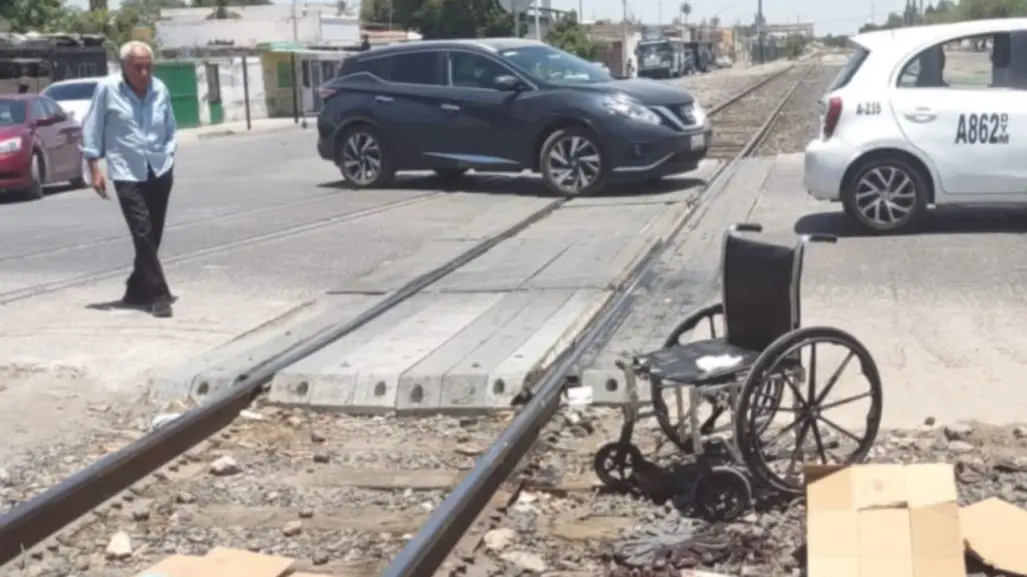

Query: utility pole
left=578, top=0, right=583, bottom=20
left=756, top=0, right=764, bottom=64
left=291, top=0, right=299, bottom=42
left=658, top=1, right=662, bottom=26
left=533, top=0, right=541, bottom=40
left=622, top=0, right=629, bottom=76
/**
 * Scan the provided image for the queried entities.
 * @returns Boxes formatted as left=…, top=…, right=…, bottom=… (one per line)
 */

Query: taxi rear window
left=828, top=45, right=869, bottom=92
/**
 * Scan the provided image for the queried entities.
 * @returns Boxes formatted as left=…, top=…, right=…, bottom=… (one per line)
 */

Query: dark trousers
left=114, top=167, right=173, bottom=304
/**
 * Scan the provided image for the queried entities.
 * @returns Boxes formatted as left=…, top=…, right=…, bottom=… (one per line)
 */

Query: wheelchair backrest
left=721, top=232, right=802, bottom=352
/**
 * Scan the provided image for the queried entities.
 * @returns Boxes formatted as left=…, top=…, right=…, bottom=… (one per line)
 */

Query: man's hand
left=88, top=160, right=107, bottom=199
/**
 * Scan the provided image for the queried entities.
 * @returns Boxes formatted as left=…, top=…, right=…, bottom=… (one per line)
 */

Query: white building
left=156, top=4, right=361, bottom=50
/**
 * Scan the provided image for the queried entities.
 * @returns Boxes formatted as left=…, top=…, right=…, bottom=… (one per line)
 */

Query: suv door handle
left=440, top=103, right=460, bottom=112
left=375, top=95, right=393, bottom=103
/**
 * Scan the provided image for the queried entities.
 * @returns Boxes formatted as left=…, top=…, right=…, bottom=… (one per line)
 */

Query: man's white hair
left=119, top=40, right=154, bottom=61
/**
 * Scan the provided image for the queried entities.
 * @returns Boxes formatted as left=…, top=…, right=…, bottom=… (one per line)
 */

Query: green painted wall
left=154, top=61, right=200, bottom=129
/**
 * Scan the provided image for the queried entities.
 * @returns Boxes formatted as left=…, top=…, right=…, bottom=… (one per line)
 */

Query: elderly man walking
left=82, top=41, right=178, bottom=318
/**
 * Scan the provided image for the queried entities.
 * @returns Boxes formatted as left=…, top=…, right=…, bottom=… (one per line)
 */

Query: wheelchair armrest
left=662, top=302, right=724, bottom=349
left=730, top=222, right=763, bottom=233
left=804, top=233, right=837, bottom=244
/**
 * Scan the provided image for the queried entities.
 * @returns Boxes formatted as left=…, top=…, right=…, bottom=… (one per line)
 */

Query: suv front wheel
left=539, top=126, right=607, bottom=197
left=336, top=125, right=395, bottom=189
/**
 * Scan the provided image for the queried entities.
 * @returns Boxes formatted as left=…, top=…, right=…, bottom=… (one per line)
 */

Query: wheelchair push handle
left=804, top=233, right=838, bottom=244
left=729, top=222, right=763, bottom=233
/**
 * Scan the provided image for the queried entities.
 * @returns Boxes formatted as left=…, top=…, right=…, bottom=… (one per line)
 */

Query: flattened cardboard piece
left=961, top=497, right=1027, bottom=576
left=202, top=547, right=294, bottom=577
left=133, top=555, right=208, bottom=577
left=804, top=463, right=965, bottom=577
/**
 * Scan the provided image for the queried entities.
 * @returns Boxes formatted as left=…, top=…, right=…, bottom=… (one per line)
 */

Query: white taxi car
left=804, top=19, right=1027, bottom=233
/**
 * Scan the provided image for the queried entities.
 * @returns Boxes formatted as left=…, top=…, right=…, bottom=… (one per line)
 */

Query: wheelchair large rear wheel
left=734, top=326, right=883, bottom=495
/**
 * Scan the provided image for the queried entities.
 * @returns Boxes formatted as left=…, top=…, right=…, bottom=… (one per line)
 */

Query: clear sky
left=65, top=0, right=896, bottom=36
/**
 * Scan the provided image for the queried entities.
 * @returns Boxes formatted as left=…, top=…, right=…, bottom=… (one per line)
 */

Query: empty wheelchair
left=593, top=223, right=883, bottom=521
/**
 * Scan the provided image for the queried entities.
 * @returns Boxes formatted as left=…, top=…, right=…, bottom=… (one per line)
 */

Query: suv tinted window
left=390, top=51, right=444, bottom=85
left=449, top=51, right=511, bottom=89
left=341, top=55, right=389, bottom=79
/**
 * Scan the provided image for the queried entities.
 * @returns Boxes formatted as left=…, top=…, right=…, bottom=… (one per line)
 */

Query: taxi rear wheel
left=842, top=157, right=928, bottom=235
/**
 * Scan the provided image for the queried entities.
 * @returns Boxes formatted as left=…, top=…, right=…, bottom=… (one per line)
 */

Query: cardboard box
left=133, top=547, right=370, bottom=577
left=804, top=463, right=965, bottom=577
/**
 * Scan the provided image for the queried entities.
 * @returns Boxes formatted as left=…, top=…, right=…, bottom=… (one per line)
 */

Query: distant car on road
left=316, top=38, right=711, bottom=197
left=804, top=19, right=1027, bottom=234
left=0, top=94, right=86, bottom=201
left=41, top=77, right=104, bottom=124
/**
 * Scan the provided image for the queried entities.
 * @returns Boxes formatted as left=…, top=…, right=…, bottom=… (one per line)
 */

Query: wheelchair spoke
left=766, top=415, right=803, bottom=446
left=816, top=414, right=864, bottom=443
left=814, top=351, right=855, bottom=406
left=782, top=374, right=809, bottom=409
left=809, top=419, right=829, bottom=463
left=807, top=343, right=818, bottom=403
left=786, top=419, right=812, bottom=479
left=818, top=391, right=872, bottom=412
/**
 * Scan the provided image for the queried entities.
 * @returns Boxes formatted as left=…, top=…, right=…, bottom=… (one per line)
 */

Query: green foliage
left=0, top=0, right=266, bottom=46
left=544, top=13, right=605, bottom=61
left=410, top=0, right=515, bottom=39
left=858, top=0, right=1027, bottom=33
left=0, top=0, right=66, bottom=33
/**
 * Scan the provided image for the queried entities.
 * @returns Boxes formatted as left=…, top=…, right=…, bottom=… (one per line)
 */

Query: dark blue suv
left=316, top=38, right=712, bottom=197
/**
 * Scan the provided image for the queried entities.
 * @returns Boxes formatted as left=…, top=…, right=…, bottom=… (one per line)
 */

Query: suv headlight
left=690, top=101, right=707, bottom=125
left=603, top=95, right=661, bottom=125
left=0, top=137, right=21, bottom=155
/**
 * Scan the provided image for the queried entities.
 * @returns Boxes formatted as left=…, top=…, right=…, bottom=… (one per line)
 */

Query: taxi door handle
left=905, top=107, right=936, bottom=123
left=440, top=103, right=460, bottom=112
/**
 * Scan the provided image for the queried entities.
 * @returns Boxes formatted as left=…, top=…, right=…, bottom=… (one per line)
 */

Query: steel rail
left=0, top=197, right=567, bottom=566
left=0, top=59, right=810, bottom=567
left=380, top=59, right=818, bottom=577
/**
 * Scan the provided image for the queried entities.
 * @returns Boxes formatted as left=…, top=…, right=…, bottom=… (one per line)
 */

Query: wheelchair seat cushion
left=635, top=339, right=759, bottom=385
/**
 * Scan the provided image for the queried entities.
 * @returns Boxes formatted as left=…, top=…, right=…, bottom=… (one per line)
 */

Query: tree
left=679, top=1, right=691, bottom=23
left=0, top=0, right=65, bottom=33
left=709, top=16, right=720, bottom=29
left=544, top=12, right=604, bottom=60
left=409, top=0, right=514, bottom=39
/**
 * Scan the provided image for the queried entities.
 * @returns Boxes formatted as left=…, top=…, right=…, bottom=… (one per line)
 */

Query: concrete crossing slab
left=270, top=288, right=610, bottom=414
left=148, top=293, right=386, bottom=402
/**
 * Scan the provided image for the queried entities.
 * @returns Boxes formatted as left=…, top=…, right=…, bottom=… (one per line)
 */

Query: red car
left=0, top=94, right=86, bottom=201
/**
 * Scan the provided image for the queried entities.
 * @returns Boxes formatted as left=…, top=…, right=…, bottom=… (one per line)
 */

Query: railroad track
left=0, top=57, right=820, bottom=577
left=707, top=61, right=819, bottom=160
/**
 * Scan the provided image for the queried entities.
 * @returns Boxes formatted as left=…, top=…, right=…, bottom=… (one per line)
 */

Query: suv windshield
left=0, top=99, right=27, bottom=125
left=499, top=45, right=613, bottom=84
left=42, top=81, right=98, bottom=101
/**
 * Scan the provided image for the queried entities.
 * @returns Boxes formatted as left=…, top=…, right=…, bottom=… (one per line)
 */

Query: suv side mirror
left=494, top=74, right=525, bottom=91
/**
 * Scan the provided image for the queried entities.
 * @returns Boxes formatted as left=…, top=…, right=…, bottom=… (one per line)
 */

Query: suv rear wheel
left=539, top=126, right=606, bottom=197
left=336, top=125, right=394, bottom=188
left=842, top=157, right=928, bottom=234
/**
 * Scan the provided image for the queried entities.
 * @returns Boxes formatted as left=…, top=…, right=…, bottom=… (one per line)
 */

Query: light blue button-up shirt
left=81, top=73, right=177, bottom=182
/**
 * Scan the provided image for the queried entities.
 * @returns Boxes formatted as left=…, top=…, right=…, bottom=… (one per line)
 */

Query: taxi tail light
left=823, top=96, right=842, bottom=140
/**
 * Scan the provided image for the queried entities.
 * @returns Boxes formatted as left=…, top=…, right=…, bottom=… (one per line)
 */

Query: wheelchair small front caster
left=593, top=442, right=644, bottom=491
left=693, top=466, right=752, bottom=522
